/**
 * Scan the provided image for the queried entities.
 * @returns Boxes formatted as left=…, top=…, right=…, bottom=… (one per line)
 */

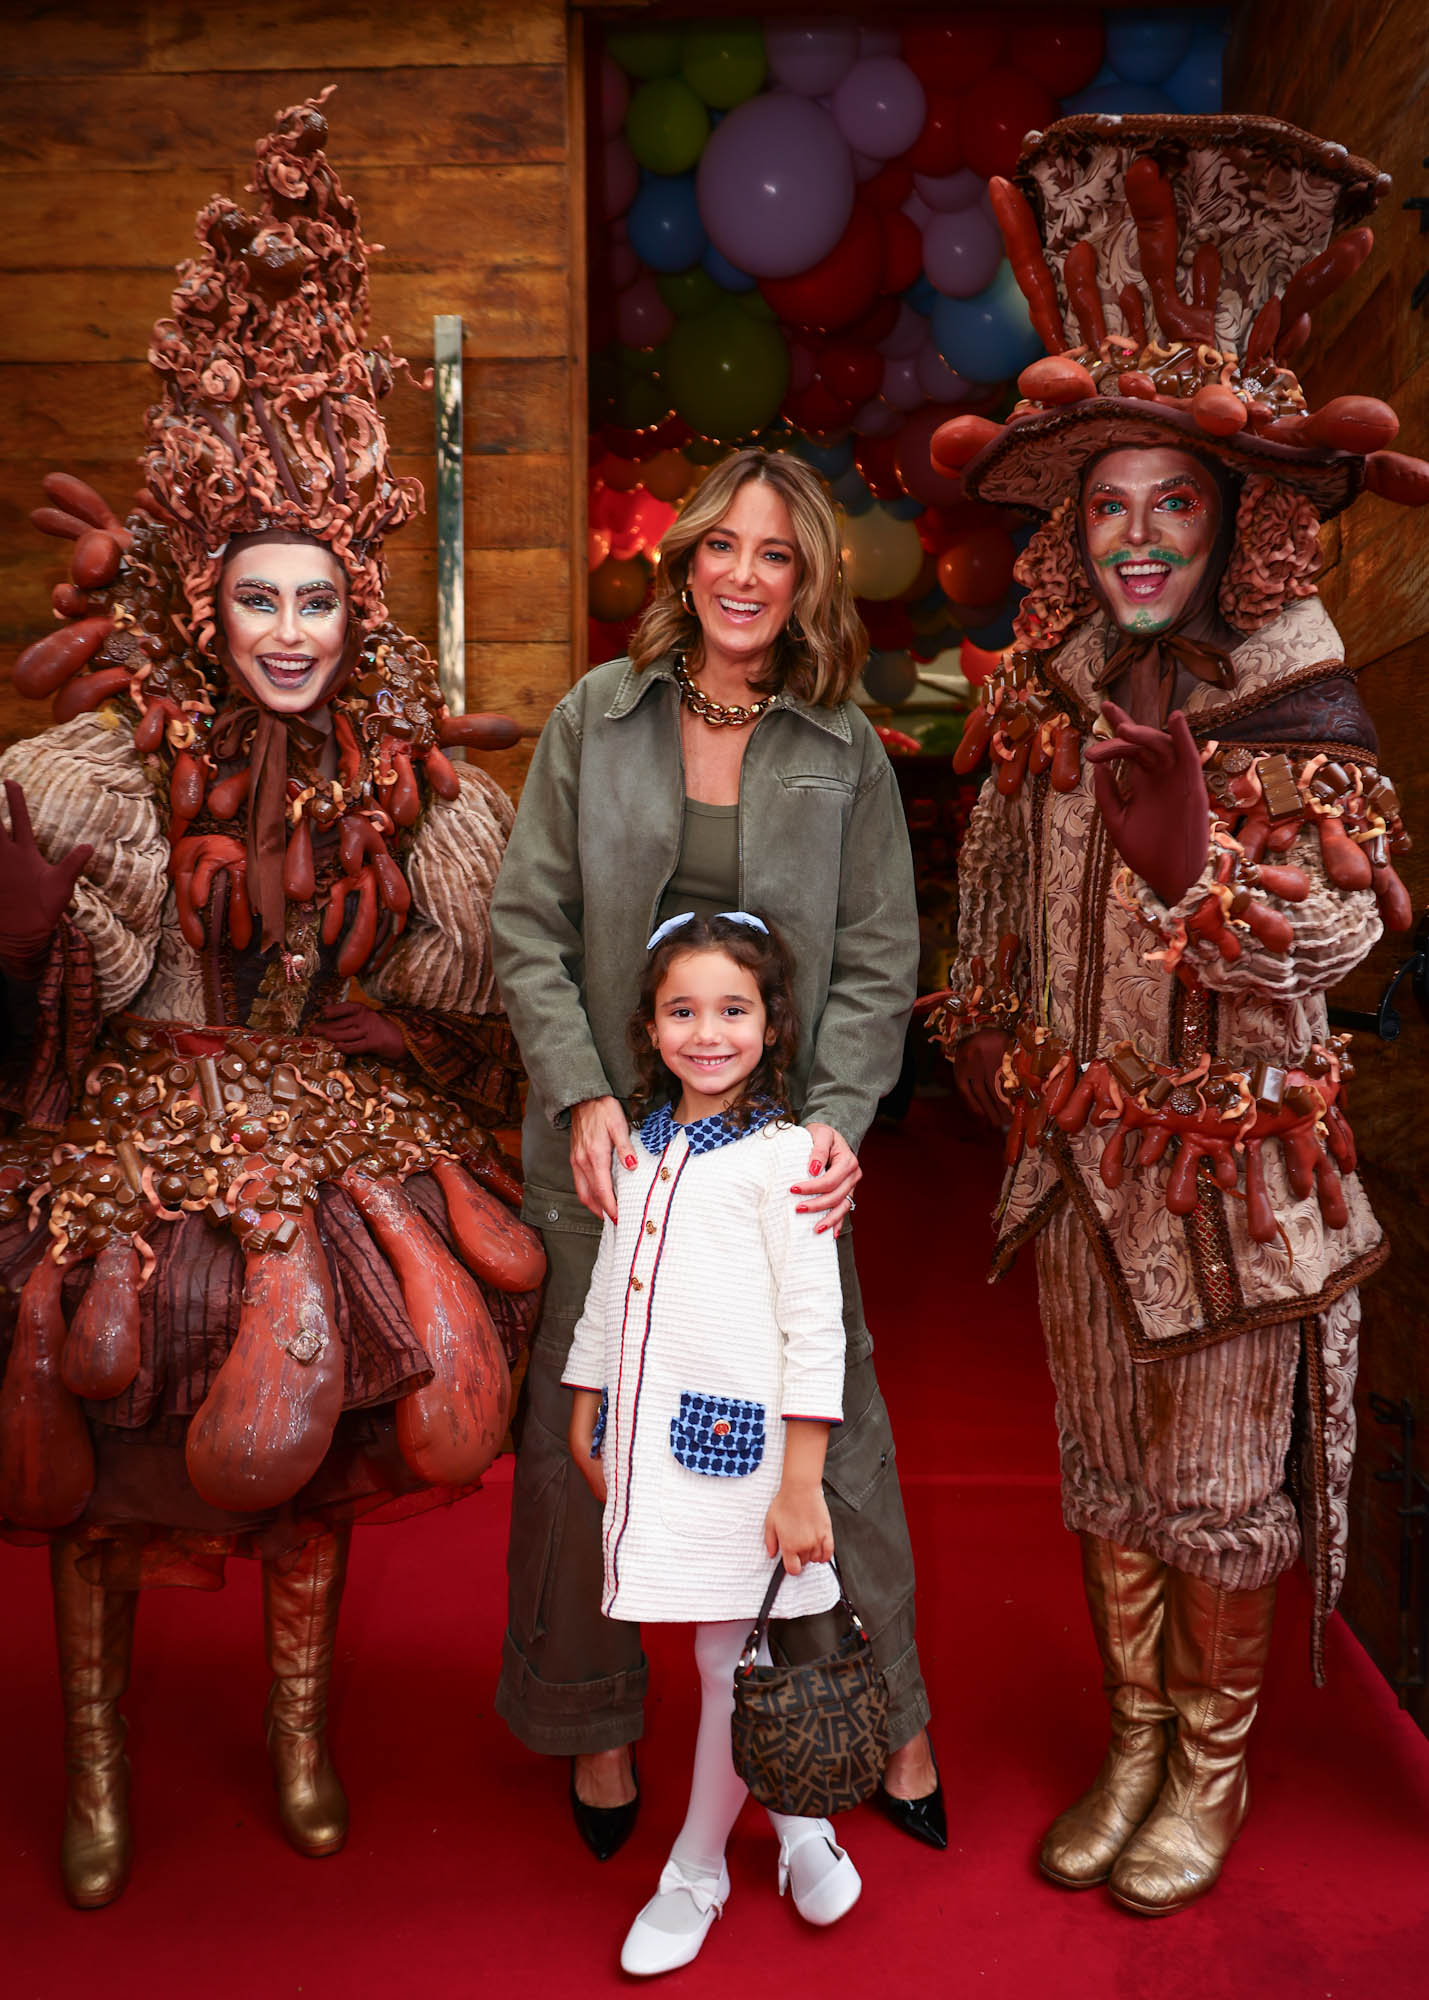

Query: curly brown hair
left=626, top=914, right=799, bottom=1131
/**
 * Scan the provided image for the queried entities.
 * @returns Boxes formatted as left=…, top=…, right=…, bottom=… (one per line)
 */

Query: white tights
left=670, top=1618, right=822, bottom=1877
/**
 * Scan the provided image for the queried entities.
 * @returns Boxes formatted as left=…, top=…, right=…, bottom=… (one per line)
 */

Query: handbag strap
left=736, top=1555, right=871, bottom=1676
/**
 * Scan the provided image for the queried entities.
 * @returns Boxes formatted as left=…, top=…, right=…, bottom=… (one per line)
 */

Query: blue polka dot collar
left=639, top=1098, right=783, bottom=1157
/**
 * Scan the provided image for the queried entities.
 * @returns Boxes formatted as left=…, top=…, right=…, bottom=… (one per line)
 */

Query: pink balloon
left=881, top=353, right=926, bottom=412
left=615, top=275, right=674, bottom=349
left=901, top=191, right=933, bottom=230
left=600, top=54, right=630, bottom=137
left=606, top=235, right=640, bottom=290
left=765, top=22, right=860, bottom=96
left=832, top=57, right=926, bottom=160
left=923, top=204, right=1004, bottom=297
left=852, top=396, right=900, bottom=438
left=599, top=136, right=639, bottom=222
left=852, top=148, right=882, bottom=182
left=788, top=339, right=818, bottom=392
left=915, top=339, right=979, bottom=404
left=877, top=302, right=929, bottom=359
left=915, top=166, right=988, bottom=213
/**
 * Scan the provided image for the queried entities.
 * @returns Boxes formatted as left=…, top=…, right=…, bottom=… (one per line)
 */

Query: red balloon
left=903, top=18, right=1005, bottom=92
left=958, top=70, right=1059, bottom=182
left=959, top=638, right=1003, bottom=686
left=900, top=548, right=941, bottom=602
left=881, top=211, right=924, bottom=296
left=859, top=599, right=916, bottom=651
left=862, top=158, right=914, bottom=210
left=938, top=527, right=1015, bottom=608
left=595, top=452, right=644, bottom=493
left=819, top=342, right=883, bottom=406
left=844, top=296, right=901, bottom=345
left=760, top=200, right=883, bottom=333
left=906, top=93, right=964, bottom=178
left=854, top=432, right=904, bottom=501
left=600, top=412, right=689, bottom=460
left=892, top=405, right=970, bottom=507
left=783, top=379, right=856, bottom=435
left=1017, top=13, right=1105, bottom=97
left=589, top=616, right=636, bottom=666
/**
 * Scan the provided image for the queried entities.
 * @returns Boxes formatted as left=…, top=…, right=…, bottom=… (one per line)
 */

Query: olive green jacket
left=490, top=655, right=918, bottom=1202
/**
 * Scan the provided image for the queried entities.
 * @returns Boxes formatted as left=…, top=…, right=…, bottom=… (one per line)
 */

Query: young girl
left=564, top=911, right=861, bottom=1976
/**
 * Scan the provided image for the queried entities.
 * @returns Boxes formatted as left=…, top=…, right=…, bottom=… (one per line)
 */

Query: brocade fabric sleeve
left=948, top=774, right=1035, bottom=1002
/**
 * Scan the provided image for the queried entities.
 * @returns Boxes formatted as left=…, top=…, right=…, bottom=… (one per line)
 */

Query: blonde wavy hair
left=630, top=447, right=867, bottom=706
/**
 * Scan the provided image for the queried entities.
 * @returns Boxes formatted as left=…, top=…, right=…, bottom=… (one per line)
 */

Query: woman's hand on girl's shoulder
left=791, top=1121, right=861, bottom=1237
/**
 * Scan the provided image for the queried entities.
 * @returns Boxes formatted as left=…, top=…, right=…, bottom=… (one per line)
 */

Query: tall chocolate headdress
left=933, top=115, right=1429, bottom=520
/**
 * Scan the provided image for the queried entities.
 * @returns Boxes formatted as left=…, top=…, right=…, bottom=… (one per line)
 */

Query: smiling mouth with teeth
left=1113, top=562, right=1172, bottom=597
left=258, top=654, right=320, bottom=686
left=717, top=597, right=764, bottom=617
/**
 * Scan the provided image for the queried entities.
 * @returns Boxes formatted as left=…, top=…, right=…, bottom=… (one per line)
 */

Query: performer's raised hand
left=0, top=778, right=93, bottom=978
left=1085, top=703, right=1210, bottom=907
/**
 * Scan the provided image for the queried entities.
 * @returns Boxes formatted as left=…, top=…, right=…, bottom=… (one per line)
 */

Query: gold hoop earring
left=680, top=584, right=696, bottom=615
left=786, top=612, right=804, bottom=641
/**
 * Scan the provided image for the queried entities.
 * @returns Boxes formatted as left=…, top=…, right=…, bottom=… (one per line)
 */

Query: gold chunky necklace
left=675, top=657, right=775, bottom=729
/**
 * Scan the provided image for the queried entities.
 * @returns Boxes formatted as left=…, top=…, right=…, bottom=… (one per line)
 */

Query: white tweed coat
left=562, top=1113, right=845, bottom=1623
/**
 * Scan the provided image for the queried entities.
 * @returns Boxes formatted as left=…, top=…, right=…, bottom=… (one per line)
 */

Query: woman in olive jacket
left=490, top=449, right=942, bottom=1857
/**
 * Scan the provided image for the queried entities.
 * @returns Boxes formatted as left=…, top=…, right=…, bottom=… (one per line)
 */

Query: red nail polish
left=625, top=1156, right=636, bottom=1169
left=810, top=1160, right=822, bottom=1174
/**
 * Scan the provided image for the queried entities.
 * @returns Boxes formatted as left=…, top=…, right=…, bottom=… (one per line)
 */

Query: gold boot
left=51, top=1536, right=138, bottom=1909
left=1040, top=1536, right=1174, bottom=1887
left=262, top=1525, right=351, bottom=1858
left=1109, top=1570, right=1276, bottom=1916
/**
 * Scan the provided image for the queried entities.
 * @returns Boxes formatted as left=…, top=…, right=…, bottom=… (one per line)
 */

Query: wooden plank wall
left=0, top=0, right=587, bottom=799
left=1228, top=0, right=1429, bottom=1725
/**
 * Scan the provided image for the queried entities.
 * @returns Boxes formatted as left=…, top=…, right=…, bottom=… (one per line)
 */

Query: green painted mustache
left=1096, top=545, right=1194, bottom=570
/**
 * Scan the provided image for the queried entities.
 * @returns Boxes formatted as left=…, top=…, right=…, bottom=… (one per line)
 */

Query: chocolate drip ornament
left=932, top=116, right=1422, bottom=1919
left=0, top=94, right=543, bottom=1909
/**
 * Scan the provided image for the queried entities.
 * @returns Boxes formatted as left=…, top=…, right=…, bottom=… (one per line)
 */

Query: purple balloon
left=765, top=22, right=859, bottom=97
left=832, top=57, right=926, bottom=160
left=915, top=166, right=987, bottom=213
left=859, top=28, right=900, bottom=58
left=852, top=147, right=882, bottom=182
left=923, top=205, right=1004, bottom=298
left=881, top=353, right=925, bottom=412
left=600, top=54, right=630, bottom=137
left=877, top=301, right=928, bottom=360
left=606, top=235, right=640, bottom=289
left=599, top=135, right=639, bottom=222
left=852, top=396, right=900, bottom=438
left=916, top=339, right=980, bottom=405
left=615, top=275, right=674, bottom=349
left=901, top=191, right=933, bottom=231
left=697, top=94, right=854, bottom=278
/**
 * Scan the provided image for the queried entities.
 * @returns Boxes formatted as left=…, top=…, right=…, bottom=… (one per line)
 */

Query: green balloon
left=607, top=29, right=681, bottom=79
left=625, top=76, right=710, bottom=176
left=657, top=266, right=721, bottom=319
left=737, top=289, right=776, bottom=323
left=683, top=436, right=727, bottom=465
left=615, top=371, right=675, bottom=431
left=680, top=26, right=767, bottom=109
left=618, top=341, right=666, bottom=378
left=665, top=300, right=789, bottom=443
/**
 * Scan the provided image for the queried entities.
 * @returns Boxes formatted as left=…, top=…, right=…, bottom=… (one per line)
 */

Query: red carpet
left=3, top=1100, right=1428, bottom=1998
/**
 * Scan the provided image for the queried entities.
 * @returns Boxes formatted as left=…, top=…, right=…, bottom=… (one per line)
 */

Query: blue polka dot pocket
left=668, top=1392, right=766, bottom=1478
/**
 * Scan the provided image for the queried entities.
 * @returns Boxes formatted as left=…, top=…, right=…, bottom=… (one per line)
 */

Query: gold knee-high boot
left=262, top=1524, right=351, bottom=1858
left=51, top=1536, right=138, bottom=1909
left=1109, top=1569, right=1276, bottom=1916
left=1040, top=1536, right=1175, bottom=1887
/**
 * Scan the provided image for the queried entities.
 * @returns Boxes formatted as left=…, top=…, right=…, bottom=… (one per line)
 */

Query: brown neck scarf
left=1091, top=619, right=1237, bottom=726
left=209, top=699, right=334, bottom=954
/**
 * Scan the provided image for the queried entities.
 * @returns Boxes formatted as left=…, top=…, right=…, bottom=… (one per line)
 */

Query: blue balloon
left=831, top=465, right=875, bottom=514
left=1061, top=81, right=1179, bottom=117
left=792, top=434, right=854, bottom=478
left=903, top=275, right=937, bottom=316
left=932, top=263, right=1043, bottom=383
left=1105, top=13, right=1194, bottom=84
left=1164, top=29, right=1224, bottom=114
left=627, top=173, right=708, bottom=273
left=702, top=242, right=757, bottom=292
left=887, top=495, right=924, bottom=521
left=911, top=585, right=946, bottom=619
left=1011, top=521, right=1037, bottom=553
left=964, top=601, right=1016, bottom=649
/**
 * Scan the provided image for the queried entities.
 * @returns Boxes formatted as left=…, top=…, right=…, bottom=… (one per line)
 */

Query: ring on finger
left=845, top=1195, right=856, bottom=1212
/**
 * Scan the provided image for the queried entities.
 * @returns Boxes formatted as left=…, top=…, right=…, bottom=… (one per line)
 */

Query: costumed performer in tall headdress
left=927, top=112, right=1425, bottom=1916
left=0, top=90, right=545, bottom=1909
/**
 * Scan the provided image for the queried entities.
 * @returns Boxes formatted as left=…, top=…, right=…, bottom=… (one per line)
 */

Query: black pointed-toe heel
left=875, top=1747, right=947, bottom=1851
left=569, top=1756, right=640, bottom=1862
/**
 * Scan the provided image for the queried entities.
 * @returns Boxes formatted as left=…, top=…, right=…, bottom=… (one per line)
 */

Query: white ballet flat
left=619, top=1857, right=730, bottom=1977
left=777, top=1819, right=862, bottom=1926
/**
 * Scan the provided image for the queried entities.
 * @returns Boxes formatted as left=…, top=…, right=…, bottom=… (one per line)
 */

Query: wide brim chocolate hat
left=933, top=114, right=1429, bottom=520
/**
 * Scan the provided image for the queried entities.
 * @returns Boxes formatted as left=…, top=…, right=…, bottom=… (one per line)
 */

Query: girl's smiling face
left=648, top=946, right=773, bottom=1121
left=219, top=538, right=349, bottom=714
left=1080, top=446, right=1223, bottom=635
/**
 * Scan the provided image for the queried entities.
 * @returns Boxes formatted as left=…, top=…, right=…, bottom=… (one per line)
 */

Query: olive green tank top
left=654, top=798, right=740, bottom=929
